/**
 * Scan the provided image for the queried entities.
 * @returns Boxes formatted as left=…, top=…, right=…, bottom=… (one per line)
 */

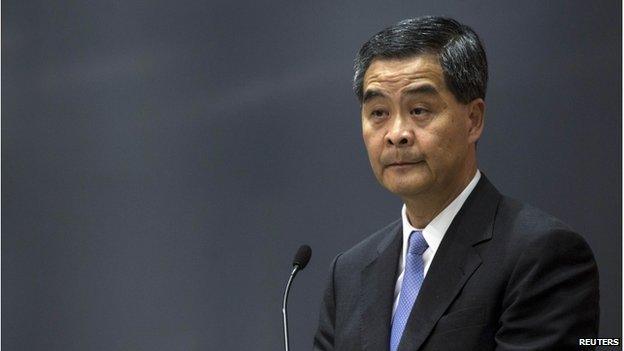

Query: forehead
left=362, top=55, right=446, bottom=93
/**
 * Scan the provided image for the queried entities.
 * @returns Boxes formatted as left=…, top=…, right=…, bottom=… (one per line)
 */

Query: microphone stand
left=282, top=265, right=300, bottom=351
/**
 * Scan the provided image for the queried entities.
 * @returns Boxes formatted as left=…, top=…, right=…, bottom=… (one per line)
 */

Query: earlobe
left=468, top=99, right=485, bottom=143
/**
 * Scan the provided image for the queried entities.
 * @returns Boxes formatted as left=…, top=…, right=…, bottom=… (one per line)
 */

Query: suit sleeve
left=495, top=229, right=600, bottom=350
left=313, top=253, right=342, bottom=351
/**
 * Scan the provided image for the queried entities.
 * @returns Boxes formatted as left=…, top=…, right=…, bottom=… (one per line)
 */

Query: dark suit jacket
left=313, top=176, right=599, bottom=350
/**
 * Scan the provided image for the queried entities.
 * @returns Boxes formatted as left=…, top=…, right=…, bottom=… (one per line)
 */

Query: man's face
left=361, top=55, right=483, bottom=199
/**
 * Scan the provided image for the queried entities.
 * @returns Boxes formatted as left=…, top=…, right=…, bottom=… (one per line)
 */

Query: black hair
left=353, top=16, right=488, bottom=104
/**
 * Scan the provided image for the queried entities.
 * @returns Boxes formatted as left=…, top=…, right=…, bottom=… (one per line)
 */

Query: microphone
left=292, top=245, right=312, bottom=270
left=282, top=245, right=312, bottom=351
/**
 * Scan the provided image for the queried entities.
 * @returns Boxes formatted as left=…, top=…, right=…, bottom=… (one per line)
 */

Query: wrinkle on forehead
left=363, top=55, right=445, bottom=93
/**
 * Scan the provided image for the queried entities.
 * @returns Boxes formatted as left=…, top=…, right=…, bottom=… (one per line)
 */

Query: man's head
left=356, top=17, right=487, bottom=202
left=354, top=16, right=488, bottom=104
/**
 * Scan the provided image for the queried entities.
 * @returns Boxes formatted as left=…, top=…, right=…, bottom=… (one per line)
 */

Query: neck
left=404, top=166, right=477, bottom=228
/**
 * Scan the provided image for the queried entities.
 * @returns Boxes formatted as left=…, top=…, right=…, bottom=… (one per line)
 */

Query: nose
left=385, top=117, right=414, bottom=147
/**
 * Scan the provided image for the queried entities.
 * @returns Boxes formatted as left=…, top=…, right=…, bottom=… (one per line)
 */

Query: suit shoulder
left=336, top=218, right=401, bottom=268
left=498, top=196, right=570, bottom=230
left=495, top=196, right=591, bottom=250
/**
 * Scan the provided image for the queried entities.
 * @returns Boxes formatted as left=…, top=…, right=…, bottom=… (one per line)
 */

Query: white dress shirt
left=391, top=170, right=481, bottom=317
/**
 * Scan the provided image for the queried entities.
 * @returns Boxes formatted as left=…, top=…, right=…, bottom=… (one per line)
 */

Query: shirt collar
left=401, top=170, right=481, bottom=256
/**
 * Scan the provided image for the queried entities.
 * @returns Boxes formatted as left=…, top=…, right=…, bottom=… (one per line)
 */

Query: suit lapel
left=399, top=176, right=501, bottom=351
left=360, top=220, right=402, bottom=351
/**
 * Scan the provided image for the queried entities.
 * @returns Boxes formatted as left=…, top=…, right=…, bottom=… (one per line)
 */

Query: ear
left=466, top=98, right=485, bottom=144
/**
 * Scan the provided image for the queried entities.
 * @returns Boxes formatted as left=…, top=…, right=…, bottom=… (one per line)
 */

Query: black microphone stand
left=282, top=264, right=301, bottom=351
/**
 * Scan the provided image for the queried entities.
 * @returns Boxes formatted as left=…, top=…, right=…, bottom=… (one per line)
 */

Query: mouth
left=386, top=160, right=425, bottom=169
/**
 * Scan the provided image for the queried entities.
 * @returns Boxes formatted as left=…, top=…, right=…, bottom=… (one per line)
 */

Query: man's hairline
left=357, top=52, right=450, bottom=104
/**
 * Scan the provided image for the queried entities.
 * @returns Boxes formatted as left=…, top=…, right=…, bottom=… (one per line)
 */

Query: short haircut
left=353, top=16, right=488, bottom=104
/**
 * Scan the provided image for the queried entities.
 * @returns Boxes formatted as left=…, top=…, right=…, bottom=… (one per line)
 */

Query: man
left=313, top=16, right=599, bottom=350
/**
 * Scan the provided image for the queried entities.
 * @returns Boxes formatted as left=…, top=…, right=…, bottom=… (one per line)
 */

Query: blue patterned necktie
left=390, top=230, right=429, bottom=351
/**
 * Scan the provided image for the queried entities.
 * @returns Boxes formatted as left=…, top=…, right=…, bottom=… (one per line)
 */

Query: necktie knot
left=408, top=230, right=428, bottom=256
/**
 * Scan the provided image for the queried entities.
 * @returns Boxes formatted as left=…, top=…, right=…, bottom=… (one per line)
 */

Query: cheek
left=362, top=130, right=381, bottom=156
left=417, top=129, right=456, bottom=164
left=415, top=129, right=442, bottom=152
left=365, top=142, right=383, bottom=170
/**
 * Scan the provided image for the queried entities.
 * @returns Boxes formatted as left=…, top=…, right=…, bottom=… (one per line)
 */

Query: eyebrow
left=362, top=89, right=386, bottom=104
left=362, top=84, right=440, bottom=104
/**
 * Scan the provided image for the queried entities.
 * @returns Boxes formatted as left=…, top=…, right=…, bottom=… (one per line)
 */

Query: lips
left=386, top=160, right=424, bottom=167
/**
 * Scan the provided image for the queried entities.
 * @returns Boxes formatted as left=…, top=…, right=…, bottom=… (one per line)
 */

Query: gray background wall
left=3, top=1, right=621, bottom=350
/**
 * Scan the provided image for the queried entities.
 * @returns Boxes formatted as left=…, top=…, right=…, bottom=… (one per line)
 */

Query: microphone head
left=292, top=245, right=312, bottom=270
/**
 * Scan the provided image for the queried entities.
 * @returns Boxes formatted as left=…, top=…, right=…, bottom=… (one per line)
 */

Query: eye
left=410, top=107, right=428, bottom=116
left=370, top=109, right=389, bottom=119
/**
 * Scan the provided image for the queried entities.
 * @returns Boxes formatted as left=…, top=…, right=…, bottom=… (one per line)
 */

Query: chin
left=383, top=179, right=432, bottom=197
